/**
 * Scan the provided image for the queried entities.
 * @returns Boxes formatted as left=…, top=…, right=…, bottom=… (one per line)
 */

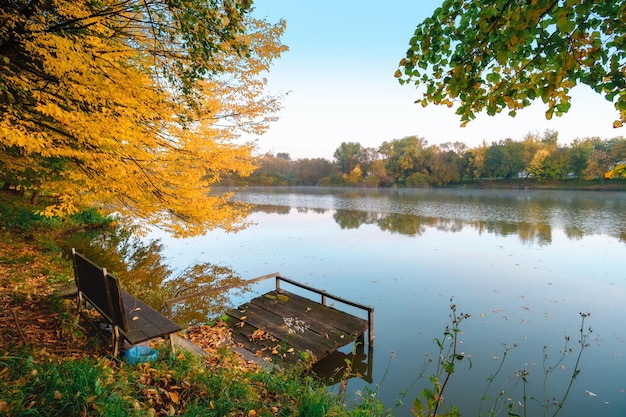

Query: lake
left=146, top=186, right=626, bottom=416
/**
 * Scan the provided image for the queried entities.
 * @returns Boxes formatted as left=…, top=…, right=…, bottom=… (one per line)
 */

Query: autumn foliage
left=0, top=0, right=286, bottom=236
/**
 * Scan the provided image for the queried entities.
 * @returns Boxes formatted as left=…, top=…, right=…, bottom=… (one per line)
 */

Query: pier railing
left=275, top=275, right=374, bottom=345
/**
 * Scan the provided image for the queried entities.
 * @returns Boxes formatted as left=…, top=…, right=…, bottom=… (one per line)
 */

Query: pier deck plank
left=225, top=289, right=368, bottom=367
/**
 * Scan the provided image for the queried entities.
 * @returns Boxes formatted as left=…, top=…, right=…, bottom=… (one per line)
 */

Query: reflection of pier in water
left=224, top=276, right=374, bottom=370
left=311, top=340, right=374, bottom=385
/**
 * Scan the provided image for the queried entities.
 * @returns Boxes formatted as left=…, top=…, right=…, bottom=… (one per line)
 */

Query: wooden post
left=275, top=276, right=281, bottom=291
left=368, top=308, right=374, bottom=345
left=321, top=293, right=327, bottom=305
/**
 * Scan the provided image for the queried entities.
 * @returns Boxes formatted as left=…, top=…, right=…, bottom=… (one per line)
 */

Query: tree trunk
left=30, top=191, right=40, bottom=204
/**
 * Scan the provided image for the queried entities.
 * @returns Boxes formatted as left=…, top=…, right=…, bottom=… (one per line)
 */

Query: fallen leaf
left=169, top=391, right=179, bottom=404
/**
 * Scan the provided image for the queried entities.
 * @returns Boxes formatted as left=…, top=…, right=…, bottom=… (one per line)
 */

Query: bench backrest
left=71, top=249, right=128, bottom=332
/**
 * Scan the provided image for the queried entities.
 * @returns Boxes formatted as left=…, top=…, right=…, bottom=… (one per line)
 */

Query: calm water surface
left=147, top=187, right=626, bottom=416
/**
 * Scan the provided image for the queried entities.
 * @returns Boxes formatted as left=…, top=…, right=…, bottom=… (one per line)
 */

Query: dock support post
left=368, top=308, right=374, bottom=345
left=275, top=276, right=281, bottom=291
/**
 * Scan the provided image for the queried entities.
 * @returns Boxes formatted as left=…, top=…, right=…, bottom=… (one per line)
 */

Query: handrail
left=275, top=275, right=374, bottom=345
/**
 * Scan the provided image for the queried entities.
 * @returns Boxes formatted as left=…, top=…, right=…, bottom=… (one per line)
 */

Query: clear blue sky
left=248, top=0, right=622, bottom=160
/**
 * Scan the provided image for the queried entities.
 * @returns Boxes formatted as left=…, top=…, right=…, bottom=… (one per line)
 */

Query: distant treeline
left=222, top=130, right=626, bottom=187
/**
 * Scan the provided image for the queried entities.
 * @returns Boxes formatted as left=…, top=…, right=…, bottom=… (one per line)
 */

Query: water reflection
left=154, top=187, right=626, bottom=416
left=311, top=341, right=374, bottom=386
left=60, top=224, right=252, bottom=326
left=236, top=187, right=626, bottom=245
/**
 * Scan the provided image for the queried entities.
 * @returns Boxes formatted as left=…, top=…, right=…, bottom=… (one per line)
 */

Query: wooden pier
left=224, top=276, right=374, bottom=368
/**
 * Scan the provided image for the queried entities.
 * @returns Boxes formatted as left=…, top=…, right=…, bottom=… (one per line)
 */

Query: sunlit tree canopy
left=0, top=0, right=286, bottom=236
left=396, top=0, right=626, bottom=128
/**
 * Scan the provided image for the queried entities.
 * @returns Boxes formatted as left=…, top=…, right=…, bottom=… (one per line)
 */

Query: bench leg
left=112, top=325, right=120, bottom=357
left=76, top=291, right=83, bottom=314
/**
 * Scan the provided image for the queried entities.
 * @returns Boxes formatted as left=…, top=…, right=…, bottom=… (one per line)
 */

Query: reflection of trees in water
left=247, top=197, right=626, bottom=245
left=333, top=209, right=555, bottom=245
left=163, top=263, right=251, bottom=326
left=61, top=224, right=250, bottom=327
left=377, top=213, right=430, bottom=236
left=483, top=221, right=552, bottom=245
left=564, top=225, right=585, bottom=240
left=333, top=210, right=375, bottom=230
left=296, top=206, right=326, bottom=214
left=252, top=204, right=291, bottom=214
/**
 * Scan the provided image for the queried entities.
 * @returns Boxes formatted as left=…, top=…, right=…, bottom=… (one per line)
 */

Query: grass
left=0, top=344, right=344, bottom=416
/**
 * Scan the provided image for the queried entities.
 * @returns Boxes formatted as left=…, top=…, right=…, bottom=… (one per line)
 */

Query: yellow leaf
left=169, top=391, right=179, bottom=404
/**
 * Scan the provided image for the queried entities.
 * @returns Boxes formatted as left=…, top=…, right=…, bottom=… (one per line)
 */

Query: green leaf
left=421, top=387, right=435, bottom=401
left=486, top=72, right=501, bottom=83
left=556, top=101, right=571, bottom=113
left=412, top=397, right=424, bottom=414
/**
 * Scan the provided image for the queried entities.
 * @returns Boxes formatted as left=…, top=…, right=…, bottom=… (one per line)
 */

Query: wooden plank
left=227, top=306, right=337, bottom=360
left=228, top=321, right=302, bottom=367
left=244, top=295, right=362, bottom=347
left=121, top=292, right=182, bottom=344
left=224, top=290, right=368, bottom=365
left=251, top=291, right=368, bottom=337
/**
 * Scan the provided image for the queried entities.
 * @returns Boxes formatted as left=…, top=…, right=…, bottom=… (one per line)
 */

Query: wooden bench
left=71, top=248, right=182, bottom=357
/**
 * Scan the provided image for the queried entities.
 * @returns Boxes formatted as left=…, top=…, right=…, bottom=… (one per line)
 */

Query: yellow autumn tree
left=0, top=0, right=286, bottom=236
left=343, top=165, right=363, bottom=184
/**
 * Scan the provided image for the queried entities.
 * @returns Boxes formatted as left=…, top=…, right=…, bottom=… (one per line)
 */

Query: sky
left=246, top=0, right=623, bottom=160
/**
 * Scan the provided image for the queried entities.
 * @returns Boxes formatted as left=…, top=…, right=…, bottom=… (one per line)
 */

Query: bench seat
left=119, top=291, right=182, bottom=345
